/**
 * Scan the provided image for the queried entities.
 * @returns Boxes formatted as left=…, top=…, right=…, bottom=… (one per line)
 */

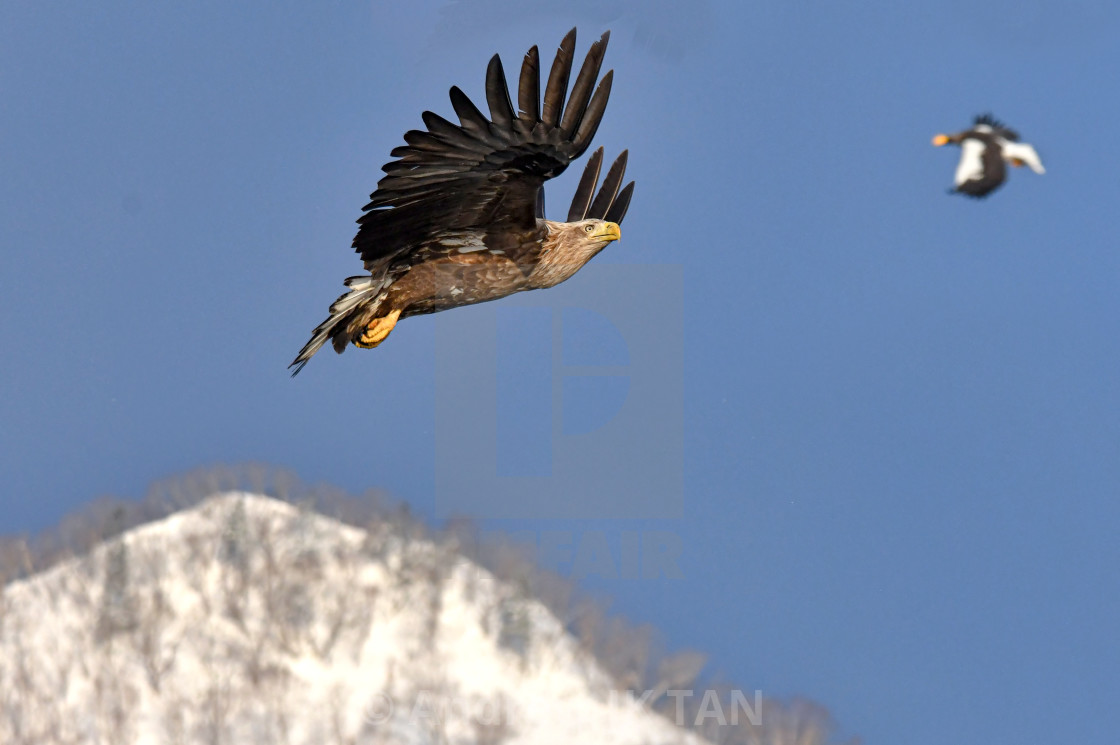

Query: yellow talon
left=355, top=309, right=401, bottom=348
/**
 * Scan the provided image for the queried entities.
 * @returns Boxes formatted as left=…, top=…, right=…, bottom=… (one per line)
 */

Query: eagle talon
left=356, top=309, right=401, bottom=349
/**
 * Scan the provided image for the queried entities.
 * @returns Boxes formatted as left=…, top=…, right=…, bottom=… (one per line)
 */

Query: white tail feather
left=289, top=275, right=386, bottom=376
left=999, top=140, right=1046, bottom=174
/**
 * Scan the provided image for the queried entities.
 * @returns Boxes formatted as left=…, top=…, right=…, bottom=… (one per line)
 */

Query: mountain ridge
left=1, top=493, right=710, bottom=744
left=1, top=481, right=845, bottom=745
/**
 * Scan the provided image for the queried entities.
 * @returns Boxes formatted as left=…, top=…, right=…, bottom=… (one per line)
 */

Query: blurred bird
left=291, top=29, right=634, bottom=375
left=932, top=114, right=1045, bottom=197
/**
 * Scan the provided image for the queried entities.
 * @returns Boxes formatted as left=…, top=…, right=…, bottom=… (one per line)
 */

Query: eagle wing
left=998, top=140, right=1046, bottom=174
left=974, top=113, right=1020, bottom=142
left=955, top=137, right=1006, bottom=197
left=356, top=29, right=614, bottom=269
left=567, top=147, right=635, bottom=224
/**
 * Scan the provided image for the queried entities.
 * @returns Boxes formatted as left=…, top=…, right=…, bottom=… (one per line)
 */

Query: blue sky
left=3, top=1, right=1119, bottom=743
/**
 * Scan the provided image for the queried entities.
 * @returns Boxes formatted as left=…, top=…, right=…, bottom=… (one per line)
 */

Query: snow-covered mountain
left=0, top=493, right=710, bottom=745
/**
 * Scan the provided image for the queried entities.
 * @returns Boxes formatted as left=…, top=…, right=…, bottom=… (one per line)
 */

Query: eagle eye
left=584, top=224, right=594, bottom=232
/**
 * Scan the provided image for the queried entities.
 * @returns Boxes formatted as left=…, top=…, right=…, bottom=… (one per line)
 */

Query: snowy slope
left=0, top=493, right=704, bottom=745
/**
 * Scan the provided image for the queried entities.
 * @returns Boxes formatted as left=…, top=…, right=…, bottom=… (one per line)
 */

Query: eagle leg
left=355, top=309, right=402, bottom=349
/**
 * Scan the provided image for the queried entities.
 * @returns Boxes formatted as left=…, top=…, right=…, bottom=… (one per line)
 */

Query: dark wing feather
left=604, top=182, right=634, bottom=223
left=448, top=86, right=503, bottom=145
left=560, top=31, right=610, bottom=135
left=567, top=149, right=635, bottom=223
left=587, top=148, right=627, bottom=218
left=486, top=55, right=516, bottom=132
left=573, top=71, right=612, bottom=151
left=542, top=29, right=576, bottom=128
left=974, top=113, right=1019, bottom=141
left=355, top=29, right=613, bottom=268
left=957, top=139, right=1007, bottom=197
left=995, top=125, right=1020, bottom=142
left=517, top=46, right=540, bottom=134
left=566, top=147, right=603, bottom=222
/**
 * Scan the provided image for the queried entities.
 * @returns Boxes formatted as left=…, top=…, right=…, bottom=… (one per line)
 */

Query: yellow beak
left=595, top=222, right=621, bottom=242
left=932, top=134, right=950, bottom=147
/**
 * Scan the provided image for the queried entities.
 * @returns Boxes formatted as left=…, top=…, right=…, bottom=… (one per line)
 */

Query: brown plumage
left=290, top=29, right=634, bottom=375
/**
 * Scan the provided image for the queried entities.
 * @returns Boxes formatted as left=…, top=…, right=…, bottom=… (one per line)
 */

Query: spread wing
left=999, top=140, right=1046, bottom=174
left=355, top=29, right=614, bottom=268
left=974, top=113, right=1019, bottom=142
left=566, top=147, right=635, bottom=224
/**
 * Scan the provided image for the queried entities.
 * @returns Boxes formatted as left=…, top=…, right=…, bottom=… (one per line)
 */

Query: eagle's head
left=531, top=218, right=622, bottom=289
left=575, top=218, right=622, bottom=245
left=560, top=218, right=621, bottom=260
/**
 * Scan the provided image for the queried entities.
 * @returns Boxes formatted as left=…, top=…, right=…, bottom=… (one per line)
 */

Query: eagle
left=932, top=114, right=1045, bottom=197
left=291, top=29, right=634, bottom=375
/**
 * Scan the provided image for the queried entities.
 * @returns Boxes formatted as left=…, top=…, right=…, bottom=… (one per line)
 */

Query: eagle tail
left=289, top=275, right=386, bottom=376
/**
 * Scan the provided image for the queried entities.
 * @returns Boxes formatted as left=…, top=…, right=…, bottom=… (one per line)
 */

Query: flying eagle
left=291, top=29, right=633, bottom=375
left=932, top=114, right=1045, bottom=197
